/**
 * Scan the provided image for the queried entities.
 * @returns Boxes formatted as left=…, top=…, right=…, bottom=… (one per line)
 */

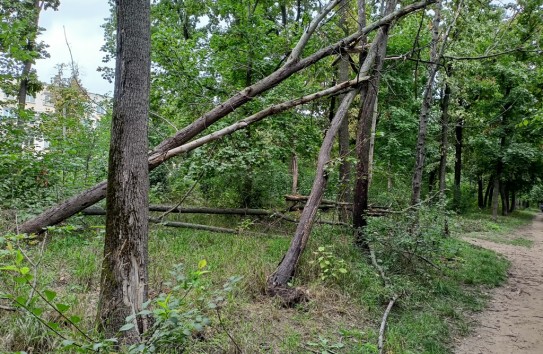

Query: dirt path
left=455, top=213, right=543, bottom=354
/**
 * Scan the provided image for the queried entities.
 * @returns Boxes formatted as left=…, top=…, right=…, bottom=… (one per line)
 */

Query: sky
left=35, top=0, right=113, bottom=96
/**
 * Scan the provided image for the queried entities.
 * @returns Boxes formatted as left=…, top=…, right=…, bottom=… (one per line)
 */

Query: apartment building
left=0, top=86, right=109, bottom=150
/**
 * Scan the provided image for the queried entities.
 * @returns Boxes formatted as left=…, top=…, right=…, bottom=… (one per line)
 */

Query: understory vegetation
left=1, top=208, right=534, bottom=353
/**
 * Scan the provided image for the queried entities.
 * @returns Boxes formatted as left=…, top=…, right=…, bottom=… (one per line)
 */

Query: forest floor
left=455, top=212, right=543, bottom=353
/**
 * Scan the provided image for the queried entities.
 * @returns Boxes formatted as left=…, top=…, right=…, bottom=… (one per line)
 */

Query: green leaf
left=198, top=259, right=207, bottom=269
left=44, top=290, right=57, bottom=302
left=56, top=303, right=70, bottom=312
left=0, top=265, right=18, bottom=271
left=69, top=315, right=81, bottom=324
left=32, top=307, right=44, bottom=316
left=338, top=268, right=348, bottom=274
left=19, top=267, right=30, bottom=275
left=119, top=323, right=135, bottom=331
left=15, top=250, right=24, bottom=265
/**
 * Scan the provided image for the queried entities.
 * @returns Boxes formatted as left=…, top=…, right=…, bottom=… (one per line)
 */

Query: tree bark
left=367, top=95, right=378, bottom=187
left=337, top=0, right=352, bottom=222
left=491, top=177, right=500, bottom=221
left=411, top=0, right=441, bottom=205
left=477, top=177, right=484, bottom=209
left=353, top=12, right=392, bottom=249
left=509, top=189, right=516, bottom=213
left=267, top=90, right=357, bottom=292
left=96, top=0, right=151, bottom=343
left=453, top=118, right=463, bottom=210
left=500, top=183, right=508, bottom=216
left=438, top=78, right=451, bottom=197
left=483, top=176, right=492, bottom=208
left=17, top=0, right=435, bottom=235
left=290, top=154, right=299, bottom=195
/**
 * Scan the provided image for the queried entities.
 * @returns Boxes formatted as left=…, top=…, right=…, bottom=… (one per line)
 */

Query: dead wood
left=17, top=0, right=435, bottom=235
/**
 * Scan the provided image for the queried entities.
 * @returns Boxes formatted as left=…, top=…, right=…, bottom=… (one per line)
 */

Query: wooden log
left=82, top=206, right=351, bottom=227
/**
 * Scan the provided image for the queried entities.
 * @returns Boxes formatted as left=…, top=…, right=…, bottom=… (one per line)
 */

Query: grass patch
left=0, top=208, right=523, bottom=353
left=452, top=209, right=537, bottom=247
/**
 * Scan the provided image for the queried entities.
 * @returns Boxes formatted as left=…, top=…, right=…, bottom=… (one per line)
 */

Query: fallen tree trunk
left=18, top=0, right=434, bottom=235
left=148, top=218, right=242, bottom=234
left=83, top=206, right=352, bottom=227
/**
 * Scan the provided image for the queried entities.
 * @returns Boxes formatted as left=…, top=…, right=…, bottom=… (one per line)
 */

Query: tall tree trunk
left=97, top=0, right=151, bottom=342
left=477, top=176, right=484, bottom=209
left=352, top=0, right=393, bottom=249
left=337, top=0, right=352, bottom=222
left=501, top=183, right=508, bottom=216
left=17, top=0, right=435, bottom=235
left=411, top=0, right=441, bottom=205
left=509, top=189, right=516, bottom=213
left=438, top=78, right=451, bottom=197
left=491, top=177, right=500, bottom=221
left=483, top=176, right=492, bottom=208
left=367, top=95, right=378, bottom=187
left=290, top=153, right=299, bottom=195
left=267, top=90, right=357, bottom=291
left=453, top=118, right=463, bottom=209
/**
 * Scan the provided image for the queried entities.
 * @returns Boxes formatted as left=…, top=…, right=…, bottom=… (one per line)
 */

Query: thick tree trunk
left=267, top=90, right=357, bottom=293
left=477, top=177, right=484, bottom=209
left=17, top=0, right=434, bottom=235
left=509, top=189, right=516, bottom=213
left=96, top=0, right=151, bottom=342
left=453, top=118, right=463, bottom=210
left=438, top=79, right=451, bottom=197
left=501, top=183, right=509, bottom=216
left=353, top=22, right=391, bottom=249
left=411, top=0, right=441, bottom=205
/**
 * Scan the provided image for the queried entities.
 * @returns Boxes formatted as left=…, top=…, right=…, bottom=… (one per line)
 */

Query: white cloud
left=35, top=0, right=113, bottom=95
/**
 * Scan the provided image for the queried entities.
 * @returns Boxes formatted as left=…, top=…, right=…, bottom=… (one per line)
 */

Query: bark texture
left=96, top=0, right=151, bottom=342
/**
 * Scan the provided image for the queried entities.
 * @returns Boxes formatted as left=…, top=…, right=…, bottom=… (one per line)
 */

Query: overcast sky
left=35, top=0, right=113, bottom=95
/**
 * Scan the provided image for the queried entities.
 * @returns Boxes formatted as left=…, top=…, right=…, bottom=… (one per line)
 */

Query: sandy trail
left=455, top=213, right=543, bottom=354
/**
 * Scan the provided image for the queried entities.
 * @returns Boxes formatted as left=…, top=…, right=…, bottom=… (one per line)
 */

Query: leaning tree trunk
left=267, top=90, right=357, bottom=295
left=96, top=0, right=151, bottom=343
left=17, top=0, right=435, bottom=235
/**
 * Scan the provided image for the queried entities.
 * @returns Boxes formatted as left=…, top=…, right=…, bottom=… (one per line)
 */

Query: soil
left=455, top=213, right=543, bottom=354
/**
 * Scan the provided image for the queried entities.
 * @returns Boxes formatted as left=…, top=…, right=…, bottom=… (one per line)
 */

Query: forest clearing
left=1, top=0, right=543, bottom=353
